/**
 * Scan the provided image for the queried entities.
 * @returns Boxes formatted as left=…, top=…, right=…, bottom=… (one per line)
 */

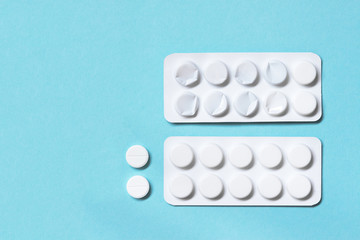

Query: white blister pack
left=164, top=53, right=322, bottom=123
left=164, top=137, right=321, bottom=206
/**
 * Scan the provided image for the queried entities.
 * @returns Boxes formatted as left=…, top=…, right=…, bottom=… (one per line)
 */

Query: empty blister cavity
left=174, top=62, right=199, bottom=87
left=170, top=143, right=194, bottom=168
left=265, top=60, right=287, bottom=86
left=199, top=174, right=223, bottom=199
left=288, top=144, right=312, bottom=169
left=204, top=91, right=228, bottom=117
left=228, top=174, right=253, bottom=199
left=229, top=144, right=253, bottom=169
left=265, top=92, right=288, bottom=116
left=126, top=145, right=149, bottom=168
left=287, top=175, right=312, bottom=199
left=258, top=174, right=283, bottom=199
left=235, top=61, right=258, bottom=86
left=127, top=176, right=150, bottom=199
left=204, top=61, right=228, bottom=86
left=293, top=92, right=318, bottom=116
left=293, top=61, right=317, bottom=85
left=175, top=92, right=199, bottom=117
left=260, top=144, right=282, bottom=169
left=170, top=174, right=194, bottom=199
left=234, top=92, right=259, bottom=117
left=199, top=144, right=223, bottom=168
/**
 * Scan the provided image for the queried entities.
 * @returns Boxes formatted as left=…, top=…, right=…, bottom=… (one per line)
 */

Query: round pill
left=170, top=174, right=194, bottom=199
left=204, top=61, right=228, bottom=86
left=293, top=92, right=318, bottom=116
left=199, top=144, right=224, bottom=168
left=260, top=144, right=282, bottom=169
left=287, top=175, right=312, bottom=199
left=204, top=91, right=228, bottom=117
left=126, top=176, right=150, bottom=199
left=229, top=144, right=253, bottom=169
left=288, top=144, right=312, bottom=169
left=293, top=61, right=317, bottom=85
left=234, top=91, right=259, bottom=117
left=258, top=174, right=282, bottom=199
left=126, top=145, right=149, bottom=168
left=235, top=61, right=258, bottom=86
left=265, top=60, right=288, bottom=85
left=175, top=92, right=199, bottom=117
left=170, top=143, right=194, bottom=168
left=228, top=174, right=253, bottom=199
left=174, top=62, right=199, bottom=87
left=198, top=174, right=223, bottom=199
left=265, top=92, right=288, bottom=116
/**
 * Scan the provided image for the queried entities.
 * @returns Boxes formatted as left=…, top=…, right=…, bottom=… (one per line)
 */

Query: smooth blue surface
left=0, top=0, right=359, bottom=239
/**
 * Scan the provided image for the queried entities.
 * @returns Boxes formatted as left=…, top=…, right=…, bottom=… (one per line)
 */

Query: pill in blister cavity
left=127, top=176, right=150, bottom=199
left=175, top=92, right=199, bottom=117
left=164, top=137, right=321, bottom=206
left=204, top=91, right=228, bottom=117
left=234, top=92, right=259, bottom=117
left=175, top=62, right=199, bottom=87
left=164, top=53, right=322, bottom=123
left=204, top=61, right=228, bottom=86
left=170, top=143, right=194, bottom=168
left=170, top=174, right=194, bottom=199
left=126, top=145, right=149, bottom=168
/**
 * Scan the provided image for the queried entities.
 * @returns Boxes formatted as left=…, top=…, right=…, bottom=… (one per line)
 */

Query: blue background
left=0, top=0, right=359, bottom=239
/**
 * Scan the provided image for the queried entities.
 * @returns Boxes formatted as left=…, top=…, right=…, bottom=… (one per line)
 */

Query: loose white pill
left=235, top=61, right=258, bottom=86
left=174, top=62, right=199, bottom=87
left=199, top=144, right=223, bottom=168
left=170, top=174, right=194, bottom=199
left=293, top=92, right=318, bottom=116
left=260, top=144, right=282, bottom=169
left=175, top=92, right=199, bottom=117
left=204, top=91, right=228, bottom=117
left=265, top=92, right=288, bottom=116
left=288, top=144, right=312, bottom=169
left=204, top=61, right=228, bottom=86
left=228, top=174, right=253, bottom=199
left=126, top=145, right=149, bottom=168
left=293, top=61, right=317, bottom=85
left=234, top=91, right=259, bottom=117
left=229, top=144, right=253, bottom=169
left=258, top=174, right=282, bottom=199
left=198, top=174, right=223, bottom=199
left=126, top=176, right=150, bottom=199
left=287, top=175, right=312, bottom=199
left=265, top=60, right=287, bottom=85
left=170, top=143, right=194, bottom=168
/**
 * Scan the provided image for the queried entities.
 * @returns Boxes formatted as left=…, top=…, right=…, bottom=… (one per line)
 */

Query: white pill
left=260, top=144, right=282, bottom=169
left=287, top=175, right=312, bottom=199
left=265, top=60, right=287, bottom=85
left=204, top=61, right=228, bottom=86
left=265, top=92, right=288, bottom=116
left=170, top=143, right=194, bottom=168
left=288, top=144, right=312, bottom=169
left=293, top=92, right=318, bottom=116
left=126, top=145, right=149, bottom=168
left=293, top=61, right=317, bottom=85
left=235, top=61, right=258, bottom=86
left=258, top=174, right=282, bottom=199
left=229, top=144, right=253, bottom=169
left=234, top=91, right=259, bottom=117
left=198, top=174, right=223, bottom=199
left=175, top=92, right=199, bottom=117
left=204, top=91, right=228, bottom=117
left=170, top=174, right=194, bottom=199
left=126, top=176, right=150, bottom=199
left=228, top=174, right=253, bottom=199
left=174, top=62, right=199, bottom=87
left=199, top=144, right=223, bottom=168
